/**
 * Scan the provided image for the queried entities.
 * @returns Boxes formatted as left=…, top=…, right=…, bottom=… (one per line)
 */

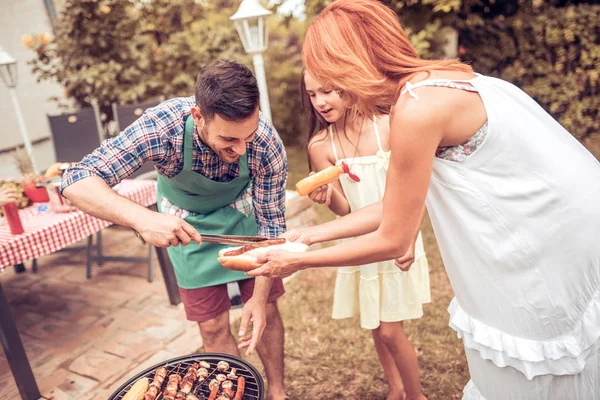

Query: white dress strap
left=401, top=78, right=479, bottom=100
left=372, top=115, right=384, bottom=152
left=328, top=125, right=340, bottom=162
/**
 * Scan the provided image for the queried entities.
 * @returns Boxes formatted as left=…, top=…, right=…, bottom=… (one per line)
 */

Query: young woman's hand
left=0, top=187, right=17, bottom=207
left=395, top=240, right=415, bottom=271
left=307, top=172, right=333, bottom=206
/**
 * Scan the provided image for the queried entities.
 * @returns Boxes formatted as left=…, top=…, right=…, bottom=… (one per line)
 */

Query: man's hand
left=395, top=240, right=415, bottom=271
left=136, top=212, right=202, bottom=247
left=237, top=296, right=267, bottom=355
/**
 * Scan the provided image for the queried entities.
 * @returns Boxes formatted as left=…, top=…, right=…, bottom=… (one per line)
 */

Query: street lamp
left=231, top=0, right=272, bottom=121
left=0, top=47, right=38, bottom=173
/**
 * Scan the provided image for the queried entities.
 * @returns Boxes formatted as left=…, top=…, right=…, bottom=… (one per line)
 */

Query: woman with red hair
left=248, top=1, right=600, bottom=399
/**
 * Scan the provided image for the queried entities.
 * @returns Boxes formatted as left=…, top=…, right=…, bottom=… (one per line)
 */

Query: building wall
left=0, top=0, right=64, bottom=178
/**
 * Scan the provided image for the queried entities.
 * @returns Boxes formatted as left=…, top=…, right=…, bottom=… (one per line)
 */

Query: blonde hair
left=302, top=0, right=473, bottom=116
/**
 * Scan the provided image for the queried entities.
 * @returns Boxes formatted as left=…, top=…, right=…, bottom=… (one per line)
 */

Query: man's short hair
left=195, top=60, right=260, bottom=122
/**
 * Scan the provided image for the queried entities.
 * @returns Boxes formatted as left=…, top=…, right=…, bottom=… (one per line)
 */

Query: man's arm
left=62, top=105, right=201, bottom=247
left=237, top=121, right=287, bottom=353
left=251, top=123, right=288, bottom=291
left=63, top=176, right=153, bottom=230
left=283, top=201, right=382, bottom=245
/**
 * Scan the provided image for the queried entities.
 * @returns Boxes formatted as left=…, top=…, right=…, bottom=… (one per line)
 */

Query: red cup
left=24, top=186, right=50, bottom=203
left=2, top=203, right=25, bottom=235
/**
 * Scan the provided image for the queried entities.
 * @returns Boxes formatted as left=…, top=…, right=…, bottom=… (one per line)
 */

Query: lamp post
left=231, top=0, right=272, bottom=121
left=0, top=47, right=38, bottom=173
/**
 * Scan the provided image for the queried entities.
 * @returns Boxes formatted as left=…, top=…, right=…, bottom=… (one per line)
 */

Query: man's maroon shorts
left=178, top=278, right=285, bottom=323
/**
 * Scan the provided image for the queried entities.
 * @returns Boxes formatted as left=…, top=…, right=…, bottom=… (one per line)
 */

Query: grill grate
left=108, top=353, right=264, bottom=400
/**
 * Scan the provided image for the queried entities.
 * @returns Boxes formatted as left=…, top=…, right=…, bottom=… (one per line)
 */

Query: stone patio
left=0, top=193, right=317, bottom=400
left=0, top=226, right=221, bottom=400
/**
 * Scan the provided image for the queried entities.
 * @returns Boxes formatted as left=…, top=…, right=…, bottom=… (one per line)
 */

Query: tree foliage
left=25, top=0, right=599, bottom=156
left=27, top=0, right=246, bottom=125
left=457, top=1, right=600, bottom=157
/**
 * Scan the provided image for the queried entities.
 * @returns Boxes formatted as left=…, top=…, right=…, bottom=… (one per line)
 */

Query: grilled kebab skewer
left=144, top=366, right=167, bottom=400
left=163, top=371, right=182, bottom=400
left=175, top=363, right=200, bottom=400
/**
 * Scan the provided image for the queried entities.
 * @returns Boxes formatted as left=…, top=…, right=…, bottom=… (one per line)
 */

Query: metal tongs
left=134, top=231, right=275, bottom=247
left=200, top=234, right=275, bottom=246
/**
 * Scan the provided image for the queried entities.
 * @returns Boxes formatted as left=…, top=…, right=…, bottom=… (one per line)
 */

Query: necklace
left=333, top=114, right=364, bottom=182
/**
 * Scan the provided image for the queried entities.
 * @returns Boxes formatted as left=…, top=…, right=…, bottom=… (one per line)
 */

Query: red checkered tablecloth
left=0, top=179, right=157, bottom=271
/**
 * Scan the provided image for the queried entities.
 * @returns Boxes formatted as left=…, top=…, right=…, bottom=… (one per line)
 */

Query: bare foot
left=267, top=391, right=290, bottom=400
left=387, top=390, right=406, bottom=400
left=405, top=395, right=427, bottom=400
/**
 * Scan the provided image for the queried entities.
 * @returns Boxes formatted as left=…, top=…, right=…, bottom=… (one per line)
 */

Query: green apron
left=156, top=116, right=256, bottom=289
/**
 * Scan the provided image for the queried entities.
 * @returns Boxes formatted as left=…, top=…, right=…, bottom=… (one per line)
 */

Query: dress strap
left=400, top=78, right=479, bottom=100
left=372, top=115, right=384, bottom=152
left=183, top=115, right=195, bottom=171
left=328, top=125, right=340, bottom=162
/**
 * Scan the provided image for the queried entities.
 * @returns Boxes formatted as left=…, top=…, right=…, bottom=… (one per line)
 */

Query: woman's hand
left=280, top=229, right=311, bottom=245
left=247, top=251, right=306, bottom=279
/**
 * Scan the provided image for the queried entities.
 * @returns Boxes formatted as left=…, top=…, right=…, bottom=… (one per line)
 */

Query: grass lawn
left=233, top=145, right=470, bottom=399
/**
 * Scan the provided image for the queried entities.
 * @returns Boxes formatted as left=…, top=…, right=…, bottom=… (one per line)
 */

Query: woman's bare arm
left=250, top=99, right=444, bottom=276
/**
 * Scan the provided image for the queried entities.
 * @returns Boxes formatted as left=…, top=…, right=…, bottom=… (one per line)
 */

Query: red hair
left=302, top=0, right=472, bottom=116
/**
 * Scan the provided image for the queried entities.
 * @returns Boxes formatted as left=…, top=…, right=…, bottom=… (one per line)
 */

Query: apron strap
left=183, top=115, right=195, bottom=171
left=238, top=149, right=249, bottom=178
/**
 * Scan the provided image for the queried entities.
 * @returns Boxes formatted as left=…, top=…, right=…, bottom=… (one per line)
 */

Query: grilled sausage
left=222, top=238, right=286, bottom=256
left=234, top=376, right=245, bottom=400
left=207, top=385, right=220, bottom=400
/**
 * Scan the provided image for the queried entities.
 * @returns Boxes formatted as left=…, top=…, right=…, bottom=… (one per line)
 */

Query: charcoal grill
left=108, top=353, right=265, bottom=400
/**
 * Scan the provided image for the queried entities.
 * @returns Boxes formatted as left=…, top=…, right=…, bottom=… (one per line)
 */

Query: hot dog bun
left=218, top=241, right=308, bottom=272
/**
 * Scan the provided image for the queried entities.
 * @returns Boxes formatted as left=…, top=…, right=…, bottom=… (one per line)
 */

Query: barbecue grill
left=108, top=353, right=265, bottom=400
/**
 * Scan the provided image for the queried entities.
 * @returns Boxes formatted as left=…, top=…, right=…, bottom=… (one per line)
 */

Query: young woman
left=300, top=69, right=430, bottom=400
left=248, top=1, right=600, bottom=399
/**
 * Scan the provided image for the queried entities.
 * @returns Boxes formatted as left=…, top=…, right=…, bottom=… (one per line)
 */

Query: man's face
left=191, top=106, right=259, bottom=163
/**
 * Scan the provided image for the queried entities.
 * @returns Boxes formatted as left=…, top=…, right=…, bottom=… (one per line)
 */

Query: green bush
left=27, top=0, right=246, bottom=135
left=457, top=2, right=600, bottom=157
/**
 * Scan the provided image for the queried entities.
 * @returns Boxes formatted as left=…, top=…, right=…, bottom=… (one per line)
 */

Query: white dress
left=401, top=76, right=600, bottom=399
left=330, top=118, right=431, bottom=330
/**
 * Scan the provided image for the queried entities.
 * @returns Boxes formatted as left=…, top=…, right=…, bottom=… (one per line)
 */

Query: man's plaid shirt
left=61, top=97, right=287, bottom=238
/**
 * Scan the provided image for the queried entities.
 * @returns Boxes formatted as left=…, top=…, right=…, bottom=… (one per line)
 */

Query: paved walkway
left=0, top=227, right=242, bottom=400
left=0, top=193, right=316, bottom=400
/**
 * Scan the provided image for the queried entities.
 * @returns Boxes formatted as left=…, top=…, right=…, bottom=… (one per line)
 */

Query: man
left=61, top=61, right=289, bottom=400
